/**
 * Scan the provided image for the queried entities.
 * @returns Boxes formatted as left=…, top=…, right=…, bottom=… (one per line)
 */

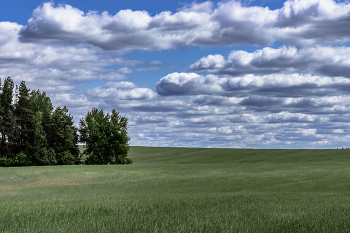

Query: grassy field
left=1, top=147, right=350, bottom=232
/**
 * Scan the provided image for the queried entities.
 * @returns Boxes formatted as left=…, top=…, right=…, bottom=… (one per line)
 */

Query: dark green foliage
left=57, top=151, right=76, bottom=165
left=0, top=157, right=11, bottom=167
left=28, top=90, right=54, bottom=164
left=28, top=92, right=79, bottom=165
left=14, top=81, right=33, bottom=156
left=11, top=151, right=31, bottom=166
left=0, top=77, right=80, bottom=166
left=79, top=108, right=132, bottom=165
left=5, top=109, right=17, bottom=159
left=0, top=77, right=131, bottom=167
left=31, top=111, right=52, bottom=165
left=0, top=77, right=16, bottom=159
left=50, top=107, right=79, bottom=165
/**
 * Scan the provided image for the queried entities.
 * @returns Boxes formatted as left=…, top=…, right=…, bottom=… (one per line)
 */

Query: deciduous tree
left=79, top=108, right=132, bottom=165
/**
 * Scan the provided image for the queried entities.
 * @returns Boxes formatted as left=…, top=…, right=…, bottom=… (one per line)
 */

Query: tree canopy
left=0, top=77, right=131, bottom=166
left=79, top=108, right=132, bottom=165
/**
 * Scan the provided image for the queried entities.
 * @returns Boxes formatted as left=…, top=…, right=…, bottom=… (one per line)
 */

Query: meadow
left=1, top=147, right=350, bottom=232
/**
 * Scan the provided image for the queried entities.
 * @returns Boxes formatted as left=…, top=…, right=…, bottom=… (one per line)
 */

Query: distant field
left=1, top=147, right=350, bottom=232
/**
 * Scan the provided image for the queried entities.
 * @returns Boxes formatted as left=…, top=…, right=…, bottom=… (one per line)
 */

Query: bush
left=35, top=147, right=57, bottom=166
left=12, top=152, right=31, bottom=166
left=58, top=151, right=76, bottom=165
left=0, top=157, right=11, bottom=167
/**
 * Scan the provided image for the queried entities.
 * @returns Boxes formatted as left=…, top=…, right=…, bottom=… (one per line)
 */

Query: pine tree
left=14, top=81, right=32, bottom=156
left=0, top=78, right=3, bottom=157
left=0, top=77, right=16, bottom=160
left=28, top=90, right=55, bottom=165
left=28, top=90, right=79, bottom=165
left=6, top=109, right=17, bottom=159
left=50, top=106, right=79, bottom=165
left=31, top=111, right=50, bottom=165
left=0, top=79, right=83, bottom=167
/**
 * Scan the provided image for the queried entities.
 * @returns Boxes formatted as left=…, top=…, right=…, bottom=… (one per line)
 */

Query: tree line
left=0, top=77, right=132, bottom=167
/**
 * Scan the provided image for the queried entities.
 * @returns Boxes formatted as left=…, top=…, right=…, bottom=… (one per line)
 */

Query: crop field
left=1, top=147, right=350, bottom=232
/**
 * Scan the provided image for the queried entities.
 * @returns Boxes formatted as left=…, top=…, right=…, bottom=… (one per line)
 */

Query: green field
left=1, top=147, right=350, bottom=232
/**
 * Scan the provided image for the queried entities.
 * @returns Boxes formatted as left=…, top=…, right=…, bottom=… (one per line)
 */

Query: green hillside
left=128, top=146, right=350, bottom=164
left=1, top=147, right=350, bottom=232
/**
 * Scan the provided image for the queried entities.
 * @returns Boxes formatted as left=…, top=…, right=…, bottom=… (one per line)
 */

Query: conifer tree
left=31, top=111, right=54, bottom=165
left=0, top=78, right=3, bottom=157
left=0, top=77, right=15, bottom=159
left=50, top=106, right=79, bottom=165
left=14, top=81, right=32, bottom=156
left=28, top=90, right=54, bottom=165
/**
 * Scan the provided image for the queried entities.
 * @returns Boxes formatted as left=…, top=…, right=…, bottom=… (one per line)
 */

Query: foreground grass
left=1, top=148, right=350, bottom=232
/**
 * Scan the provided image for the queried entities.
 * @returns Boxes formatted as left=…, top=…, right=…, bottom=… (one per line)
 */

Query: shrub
left=12, top=152, right=31, bottom=166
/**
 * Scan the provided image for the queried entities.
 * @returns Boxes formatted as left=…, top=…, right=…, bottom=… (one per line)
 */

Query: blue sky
left=2, top=0, right=350, bottom=148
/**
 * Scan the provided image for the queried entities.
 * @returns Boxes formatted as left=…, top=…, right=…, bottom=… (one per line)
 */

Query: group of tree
left=0, top=77, right=132, bottom=167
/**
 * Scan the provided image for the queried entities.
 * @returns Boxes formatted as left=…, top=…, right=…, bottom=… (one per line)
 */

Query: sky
left=2, top=0, right=350, bottom=149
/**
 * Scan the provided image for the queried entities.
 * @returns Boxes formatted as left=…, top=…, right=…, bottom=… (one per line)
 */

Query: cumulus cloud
left=187, top=46, right=350, bottom=78
left=48, top=86, right=350, bottom=149
left=156, top=72, right=220, bottom=96
left=150, top=67, right=350, bottom=147
left=50, top=93, right=92, bottom=108
left=87, top=81, right=157, bottom=100
left=0, top=22, right=132, bottom=92
left=18, top=0, right=350, bottom=50
left=126, top=107, right=350, bottom=148
left=61, top=76, right=348, bottom=149
left=19, top=2, right=214, bottom=50
left=0, top=21, right=172, bottom=93
left=49, top=93, right=99, bottom=121
left=274, top=0, right=350, bottom=45
left=265, top=112, right=318, bottom=123
left=228, top=95, right=350, bottom=115
left=156, top=72, right=350, bottom=97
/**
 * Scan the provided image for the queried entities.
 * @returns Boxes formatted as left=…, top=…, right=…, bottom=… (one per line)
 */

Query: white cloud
left=18, top=1, right=350, bottom=50
left=156, top=72, right=222, bottom=96
left=87, top=81, right=157, bottom=100
left=48, top=88, right=350, bottom=149
left=0, top=21, right=170, bottom=93
left=50, top=93, right=92, bottom=108
left=0, top=22, right=21, bottom=46
left=265, top=112, right=317, bottom=123
left=188, top=46, right=350, bottom=78
left=301, top=129, right=317, bottom=136
left=102, top=81, right=138, bottom=89
left=0, top=22, right=133, bottom=92
left=156, top=72, right=350, bottom=97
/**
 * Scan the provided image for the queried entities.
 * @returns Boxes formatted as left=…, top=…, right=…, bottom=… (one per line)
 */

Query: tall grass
left=1, top=147, right=350, bottom=232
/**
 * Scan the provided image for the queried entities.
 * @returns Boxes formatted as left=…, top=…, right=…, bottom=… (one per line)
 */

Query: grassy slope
left=1, top=147, right=350, bottom=232
left=129, top=146, right=350, bottom=164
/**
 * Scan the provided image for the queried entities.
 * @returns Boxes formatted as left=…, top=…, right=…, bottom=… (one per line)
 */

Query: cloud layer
left=18, top=0, right=350, bottom=50
left=0, top=21, right=169, bottom=92
left=187, top=46, right=350, bottom=78
left=156, top=72, right=350, bottom=97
